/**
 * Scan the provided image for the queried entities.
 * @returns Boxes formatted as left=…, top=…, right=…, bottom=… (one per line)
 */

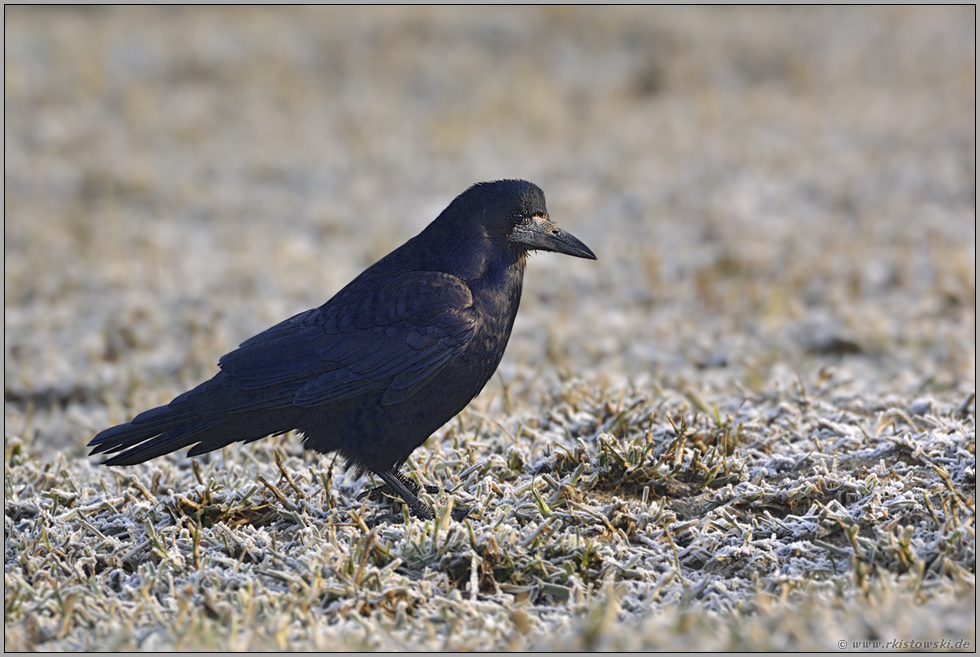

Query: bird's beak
left=510, top=215, right=597, bottom=260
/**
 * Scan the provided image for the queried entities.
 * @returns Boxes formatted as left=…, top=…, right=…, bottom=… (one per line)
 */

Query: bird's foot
left=357, top=481, right=440, bottom=504
left=365, top=502, right=471, bottom=526
left=450, top=506, right=472, bottom=522
left=359, top=468, right=470, bottom=525
left=365, top=511, right=414, bottom=526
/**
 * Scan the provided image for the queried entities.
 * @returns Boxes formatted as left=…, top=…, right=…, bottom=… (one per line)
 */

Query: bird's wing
left=218, top=271, right=478, bottom=408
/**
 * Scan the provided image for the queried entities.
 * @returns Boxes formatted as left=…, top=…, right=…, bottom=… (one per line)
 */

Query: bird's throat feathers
left=471, top=247, right=526, bottom=311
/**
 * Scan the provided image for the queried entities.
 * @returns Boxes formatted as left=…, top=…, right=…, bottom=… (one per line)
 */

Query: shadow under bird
left=89, top=180, right=596, bottom=520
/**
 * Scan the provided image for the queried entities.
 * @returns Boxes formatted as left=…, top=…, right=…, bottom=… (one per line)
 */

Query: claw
left=355, top=468, right=471, bottom=523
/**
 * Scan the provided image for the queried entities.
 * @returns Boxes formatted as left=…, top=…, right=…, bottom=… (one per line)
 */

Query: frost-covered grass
left=4, top=379, right=975, bottom=650
left=5, top=6, right=975, bottom=651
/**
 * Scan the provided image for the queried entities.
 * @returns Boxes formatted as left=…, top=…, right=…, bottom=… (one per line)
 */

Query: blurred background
left=4, top=6, right=976, bottom=453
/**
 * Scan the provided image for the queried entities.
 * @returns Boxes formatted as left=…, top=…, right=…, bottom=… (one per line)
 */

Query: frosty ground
left=4, top=6, right=975, bottom=650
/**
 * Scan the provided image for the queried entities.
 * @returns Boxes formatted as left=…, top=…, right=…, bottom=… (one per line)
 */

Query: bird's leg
left=374, top=469, right=435, bottom=520
left=357, top=469, right=439, bottom=503
left=360, top=468, right=472, bottom=524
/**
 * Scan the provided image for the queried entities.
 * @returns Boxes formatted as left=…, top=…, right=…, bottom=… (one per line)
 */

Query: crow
left=89, top=179, right=596, bottom=520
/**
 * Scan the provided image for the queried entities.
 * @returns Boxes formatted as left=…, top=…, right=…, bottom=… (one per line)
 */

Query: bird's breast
left=460, top=264, right=524, bottom=384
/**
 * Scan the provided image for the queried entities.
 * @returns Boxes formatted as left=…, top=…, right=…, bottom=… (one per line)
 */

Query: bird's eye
left=512, top=212, right=525, bottom=220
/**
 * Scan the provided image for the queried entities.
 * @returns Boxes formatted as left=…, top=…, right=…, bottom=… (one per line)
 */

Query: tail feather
left=88, top=371, right=298, bottom=465
left=97, top=420, right=225, bottom=466
left=88, top=413, right=191, bottom=456
left=92, top=412, right=297, bottom=466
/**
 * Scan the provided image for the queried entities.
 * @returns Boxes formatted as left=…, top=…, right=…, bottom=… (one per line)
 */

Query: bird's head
left=416, top=179, right=596, bottom=281
left=463, top=180, right=597, bottom=261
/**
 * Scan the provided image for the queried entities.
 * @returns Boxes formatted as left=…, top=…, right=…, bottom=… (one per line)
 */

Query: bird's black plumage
left=89, top=180, right=596, bottom=519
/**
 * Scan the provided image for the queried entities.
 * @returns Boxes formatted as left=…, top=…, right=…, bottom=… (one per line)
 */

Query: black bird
left=89, top=180, right=596, bottom=519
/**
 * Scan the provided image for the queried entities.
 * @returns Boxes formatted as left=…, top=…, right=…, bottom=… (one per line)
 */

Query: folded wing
left=219, top=270, right=478, bottom=408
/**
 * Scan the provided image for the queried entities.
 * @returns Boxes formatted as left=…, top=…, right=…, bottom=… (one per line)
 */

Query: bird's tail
left=88, top=372, right=296, bottom=466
